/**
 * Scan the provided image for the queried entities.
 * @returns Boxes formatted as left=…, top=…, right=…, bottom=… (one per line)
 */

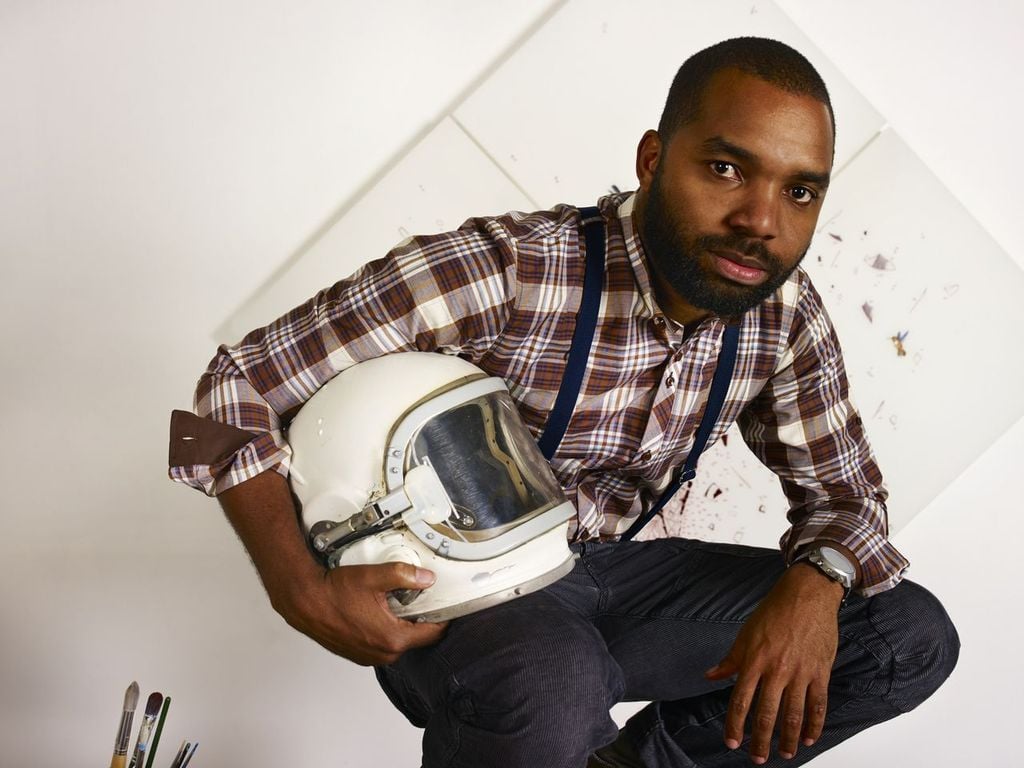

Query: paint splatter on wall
left=644, top=170, right=1002, bottom=545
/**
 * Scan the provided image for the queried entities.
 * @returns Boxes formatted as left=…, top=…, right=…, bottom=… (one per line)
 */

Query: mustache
left=695, top=234, right=782, bottom=269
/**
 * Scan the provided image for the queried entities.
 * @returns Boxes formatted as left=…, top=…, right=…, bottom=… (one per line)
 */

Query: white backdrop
left=1, top=2, right=1020, bottom=766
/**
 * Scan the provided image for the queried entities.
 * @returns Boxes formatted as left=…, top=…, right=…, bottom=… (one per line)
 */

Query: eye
left=788, top=185, right=819, bottom=206
left=709, top=161, right=741, bottom=180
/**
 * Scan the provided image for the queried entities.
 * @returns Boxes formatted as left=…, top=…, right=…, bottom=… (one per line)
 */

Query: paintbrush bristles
left=144, top=692, right=162, bottom=716
left=124, top=681, right=140, bottom=711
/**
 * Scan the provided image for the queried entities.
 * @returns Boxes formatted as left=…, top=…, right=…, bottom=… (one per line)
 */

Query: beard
left=639, top=169, right=808, bottom=317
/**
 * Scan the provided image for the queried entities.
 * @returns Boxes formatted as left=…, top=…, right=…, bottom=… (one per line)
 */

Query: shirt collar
left=616, top=192, right=659, bottom=320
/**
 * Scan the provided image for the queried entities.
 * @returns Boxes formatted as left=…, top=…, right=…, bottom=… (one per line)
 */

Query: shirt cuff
left=781, top=513, right=910, bottom=597
left=167, top=410, right=291, bottom=497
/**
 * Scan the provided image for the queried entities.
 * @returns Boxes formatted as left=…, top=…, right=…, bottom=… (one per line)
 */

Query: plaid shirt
left=169, top=192, right=908, bottom=596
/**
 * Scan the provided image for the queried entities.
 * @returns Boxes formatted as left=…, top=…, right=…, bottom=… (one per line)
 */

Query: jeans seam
left=864, top=592, right=904, bottom=710
left=580, top=546, right=610, bottom=612
left=636, top=702, right=732, bottom=766
left=434, top=652, right=465, bottom=768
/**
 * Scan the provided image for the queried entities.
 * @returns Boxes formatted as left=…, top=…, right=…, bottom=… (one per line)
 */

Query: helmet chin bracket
left=310, top=487, right=412, bottom=555
left=310, top=464, right=451, bottom=556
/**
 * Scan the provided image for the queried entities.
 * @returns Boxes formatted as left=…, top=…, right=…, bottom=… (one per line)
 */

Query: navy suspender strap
left=534, top=204, right=740, bottom=541
left=537, top=206, right=605, bottom=461
left=620, top=322, right=741, bottom=541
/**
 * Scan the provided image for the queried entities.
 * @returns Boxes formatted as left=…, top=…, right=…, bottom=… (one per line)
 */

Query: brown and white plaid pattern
left=169, top=192, right=908, bottom=596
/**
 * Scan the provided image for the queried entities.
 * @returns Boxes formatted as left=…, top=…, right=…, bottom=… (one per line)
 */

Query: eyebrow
left=700, top=136, right=831, bottom=189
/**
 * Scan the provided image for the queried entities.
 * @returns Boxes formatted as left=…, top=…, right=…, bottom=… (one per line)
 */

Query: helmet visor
left=407, top=391, right=566, bottom=542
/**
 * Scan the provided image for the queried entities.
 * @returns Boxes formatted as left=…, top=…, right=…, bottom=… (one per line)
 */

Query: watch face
left=819, top=546, right=855, bottom=578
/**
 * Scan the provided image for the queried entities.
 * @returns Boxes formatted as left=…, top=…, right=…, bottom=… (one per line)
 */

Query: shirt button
left=674, top=351, right=683, bottom=362
left=641, top=450, right=652, bottom=462
left=665, top=375, right=675, bottom=388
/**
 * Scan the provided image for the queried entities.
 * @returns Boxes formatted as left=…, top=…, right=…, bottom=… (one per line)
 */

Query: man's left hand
left=704, top=562, right=843, bottom=764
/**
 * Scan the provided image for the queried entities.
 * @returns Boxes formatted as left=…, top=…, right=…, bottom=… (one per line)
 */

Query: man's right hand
left=278, top=562, right=448, bottom=666
left=216, top=469, right=446, bottom=667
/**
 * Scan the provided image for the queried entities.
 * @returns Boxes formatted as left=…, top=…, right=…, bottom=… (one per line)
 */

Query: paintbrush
left=179, top=742, right=198, bottom=768
left=143, top=695, right=170, bottom=768
left=109, top=681, right=139, bottom=768
left=168, top=740, right=197, bottom=768
left=127, top=692, right=163, bottom=768
left=167, top=741, right=188, bottom=768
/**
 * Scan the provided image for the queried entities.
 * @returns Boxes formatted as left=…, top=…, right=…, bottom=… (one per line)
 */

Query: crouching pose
left=170, top=37, right=958, bottom=767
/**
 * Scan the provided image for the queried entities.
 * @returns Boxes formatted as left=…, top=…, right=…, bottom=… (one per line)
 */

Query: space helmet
left=286, top=352, right=577, bottom=622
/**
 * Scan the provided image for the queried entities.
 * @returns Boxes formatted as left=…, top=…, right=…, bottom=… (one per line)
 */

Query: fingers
left=704, top=657, right=739, bottom=681
left=801, top=680, right=828, bottom=747
left=350, top=564, right=448, bottom=658
left=777, top=688, right=806, bottom=760
left=712, top=564, right=840, bottom=762
left=723, top=670, right=758, bottom=752
left=751, top=680, right=826, bottom=762
left=747, top=679, right=787, bottom=765
left=362, top=618, right=449, bottom=666
left=400, top=618, right=449, bottom=647
left=288, top=563, right=448, bottom=666
left=725, top=672, right=824, bottom=763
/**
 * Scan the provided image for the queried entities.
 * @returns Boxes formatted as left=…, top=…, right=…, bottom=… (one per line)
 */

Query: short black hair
left=657, top=37, right=835, bottom=144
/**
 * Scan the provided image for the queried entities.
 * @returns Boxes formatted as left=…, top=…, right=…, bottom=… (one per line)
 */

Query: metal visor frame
left=383, top=377, right=574, bottom=562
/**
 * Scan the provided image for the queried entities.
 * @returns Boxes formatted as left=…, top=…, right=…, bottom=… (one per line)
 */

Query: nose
left=725, top=182, right=779, bottom=240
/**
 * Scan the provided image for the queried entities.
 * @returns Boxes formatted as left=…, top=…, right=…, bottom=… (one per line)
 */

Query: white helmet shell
left=287, top=352, right=576, bottom=622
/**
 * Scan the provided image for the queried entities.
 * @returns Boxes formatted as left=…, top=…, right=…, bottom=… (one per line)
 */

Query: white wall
left=0, top=1, right=1019, bottom=766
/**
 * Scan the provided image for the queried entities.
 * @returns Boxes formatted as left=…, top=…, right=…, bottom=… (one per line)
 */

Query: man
left=169, top=38, right=958, bottom=766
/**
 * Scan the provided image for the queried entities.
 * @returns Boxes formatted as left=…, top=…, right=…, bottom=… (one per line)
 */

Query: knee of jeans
left=446, top=605, right=622, bottom=742
left=876, top=581, right=960, bottom=712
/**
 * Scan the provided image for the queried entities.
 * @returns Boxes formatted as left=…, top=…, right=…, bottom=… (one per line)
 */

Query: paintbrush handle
left=144, top=696, right=170, bottom=768
left=110, top=707, right=135, bottom=768
left=128, top=716, right=155, bottom=768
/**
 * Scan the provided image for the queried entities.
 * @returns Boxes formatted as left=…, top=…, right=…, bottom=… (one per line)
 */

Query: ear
left=635, top=129, right=662, bottom=191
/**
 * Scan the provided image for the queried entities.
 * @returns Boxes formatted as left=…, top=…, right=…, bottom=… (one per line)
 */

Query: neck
left=650, top=272, right=712, bottom=326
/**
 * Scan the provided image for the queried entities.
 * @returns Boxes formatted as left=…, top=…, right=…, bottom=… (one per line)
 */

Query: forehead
left=676, top=68, right=834, bottom=171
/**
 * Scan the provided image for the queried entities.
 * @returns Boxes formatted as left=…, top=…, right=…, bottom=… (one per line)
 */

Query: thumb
left=705, top=655, right=740, bottom=680
left=367, top=561, right=437, bottom=591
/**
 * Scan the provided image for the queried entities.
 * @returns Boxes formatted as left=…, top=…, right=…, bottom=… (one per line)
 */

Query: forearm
left=786, top=559, right=846, bottom=606
left=217, top=469, right=321, bottom=616
left=216, top=469, right=447, bottom=664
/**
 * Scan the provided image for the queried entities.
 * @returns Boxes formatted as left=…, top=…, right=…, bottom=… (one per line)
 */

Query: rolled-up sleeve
left=168, top=216, right=520, bottom=496
left=738, top=275, right=910, bottom=596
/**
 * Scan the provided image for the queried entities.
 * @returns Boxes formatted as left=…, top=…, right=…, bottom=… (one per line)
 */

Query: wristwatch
left=795, top=545, right=856, bottom=603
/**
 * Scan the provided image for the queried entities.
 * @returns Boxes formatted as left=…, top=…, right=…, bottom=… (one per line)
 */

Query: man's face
left=635, top=69, right=834, bottom=322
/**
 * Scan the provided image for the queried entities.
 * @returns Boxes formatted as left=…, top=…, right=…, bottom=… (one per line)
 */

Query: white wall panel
left=454, top=0, right=884, bottom=209
left=218, top=117, right=537, bottom=343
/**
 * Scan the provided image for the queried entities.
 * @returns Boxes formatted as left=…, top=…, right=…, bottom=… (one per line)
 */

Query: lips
left=709, top=249, right=769, bottom=286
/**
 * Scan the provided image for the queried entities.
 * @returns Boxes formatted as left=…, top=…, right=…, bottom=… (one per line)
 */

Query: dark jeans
left=376, top=538, right=959, bottom=767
